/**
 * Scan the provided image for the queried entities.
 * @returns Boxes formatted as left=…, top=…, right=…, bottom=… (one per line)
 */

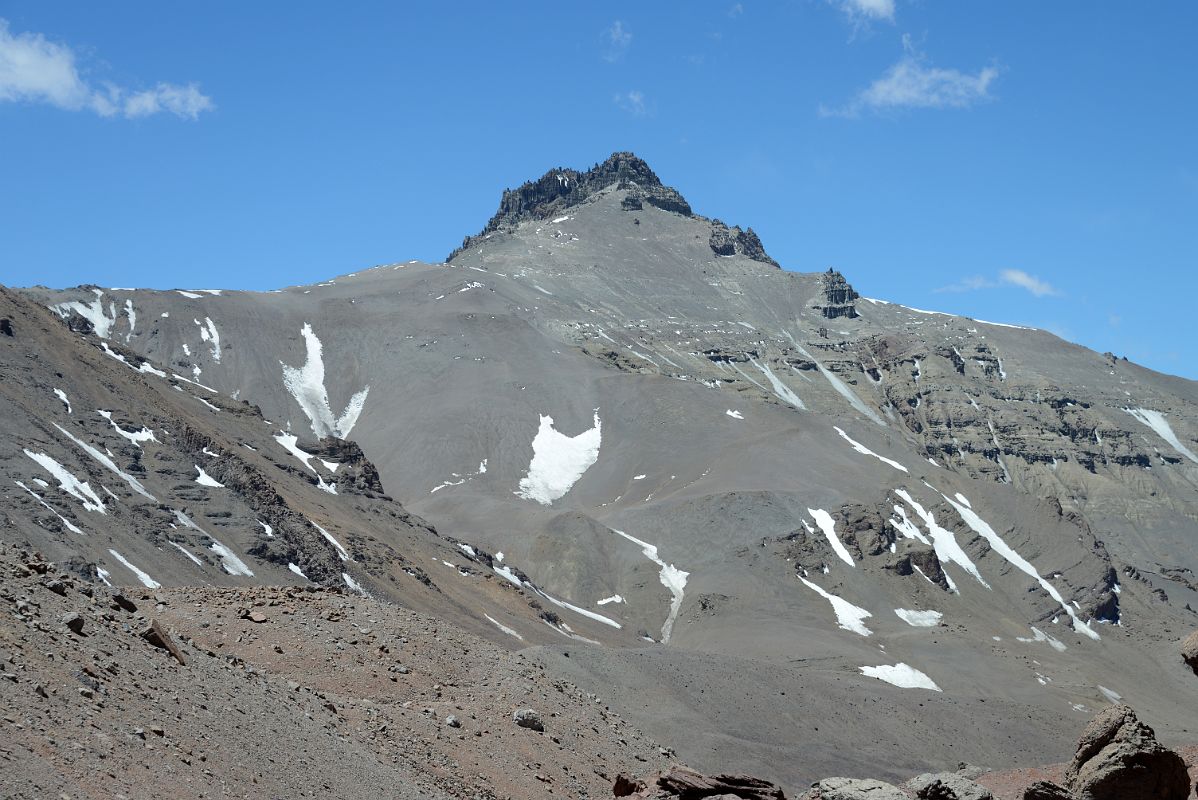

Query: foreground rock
left=1062, top=703, right=1189, bottom=800
left=614, top=765, right=786, bottom=799
left=802, top=777, right=907, bottom=799
left=906, top=770, right=993, bottom=799
left=1181, top=630, right=1198, bottom=676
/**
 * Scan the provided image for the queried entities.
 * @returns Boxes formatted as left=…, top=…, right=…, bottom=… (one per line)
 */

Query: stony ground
left=0, top=543, right=669, bottom=799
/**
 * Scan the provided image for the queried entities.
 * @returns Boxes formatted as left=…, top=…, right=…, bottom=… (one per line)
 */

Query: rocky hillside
left=9, top=152, right=1198, bottom=789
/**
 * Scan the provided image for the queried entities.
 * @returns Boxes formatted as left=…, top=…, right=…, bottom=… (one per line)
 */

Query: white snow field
left=1125, top=407, right=1198, bottom=464
left=280, top=323, right=370, bottom=438
left=860, top=663, right=942, bottom=691
left=515, top=412, right=602, bottom=505
left=799, top=576, right=872, bottom=636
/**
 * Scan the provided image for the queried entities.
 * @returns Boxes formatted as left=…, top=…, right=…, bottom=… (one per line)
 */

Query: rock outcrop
left=449, top=152, right=691, bottom=260
left=709, top=220, right=780, bottom=267
left=1062, top=704, right=1189, bottom=800
left=1180, top=630, right=1198, bottom=675
left=1021, top=782, right=1072, bottom=800
left=802, top=777, right=907, bottom=799
left=812, top=270, right=859, bottom=319
left=905, top=770, right=993, bottom=799
left=614, top=766, right=787, bottom=799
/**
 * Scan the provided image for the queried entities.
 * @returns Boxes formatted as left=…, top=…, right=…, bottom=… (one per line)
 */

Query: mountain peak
left=449, top=151, right=782, bottom=268
left=448, top=152, right=710, bottom=262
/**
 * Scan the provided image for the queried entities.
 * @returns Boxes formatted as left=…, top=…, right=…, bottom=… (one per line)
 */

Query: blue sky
left=1, top=2, right=1195, bottom=378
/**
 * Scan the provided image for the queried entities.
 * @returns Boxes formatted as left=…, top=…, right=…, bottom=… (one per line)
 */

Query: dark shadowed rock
left=616, top=765, right=786, bottom=799
left=60, top=612, right=85, bottom=635
left=513, top=707, right=544, bottom=732
left=450, top=152, right=692, bottom=260
left=140, top=619, right=188, bottom=666
left=1021, top=782, right=1071, bottom=800
left=1062, top=703, right=1189, bottom=800
left=906, top=771, right=993, bottom=799
left=707, top=220, right=779, bottom=267
left=813, top=269, right=859, bottom=320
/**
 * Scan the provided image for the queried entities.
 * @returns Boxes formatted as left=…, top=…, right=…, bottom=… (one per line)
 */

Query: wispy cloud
left=823, top=38, right=997, bottom=117
left=0, top=18, right=213, bottom=119
left=729, top=3, right=745, bottom=18
left=832, top=0, right=896, bottom=24
left=613, top=89, right=646, bottom=116
left=936, top=269, right=1060, bottom=297
left=602, top=20, right=632, bottom=62
left=999, top=269, right=1057, bottom=297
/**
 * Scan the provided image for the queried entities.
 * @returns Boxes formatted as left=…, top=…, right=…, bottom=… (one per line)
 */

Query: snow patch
left=312, top=521, right=350, bottom=561
left=23, top=450, right=106, bottom=513
left=1125, top=408, right=1198, bottom=464
left=750, top=358, right=805, bottom=409
left=515, top=412, right=602, bottom=505
left=799, top=576, right=872, bottom=636
left=51, top=292, right=117, bottom=339
left=53, top=388, right=72, bottom=414
left=206, top=539, right=252, bottom=576
left=14, top=480, right=85, bottom=534
left=895, top=489, right=986, bottom=590
left=725, top=409, right=744, bottom=420
left=860, top=663, right=941, bottom=691
left=107, top=549, right=160, bottom=588
left=808, top=508, right=854, bottom=567
left=834, top=427, right=907, bottom=472
left=1017, top=626, right=1067, bottom=652
left=895, top=609, right=942, bottom=627
left=940, top=490, right=1099, bottom=640
left=280, top=323, right=370, bottom=438
left=97, top=410, right=156, bottom=447
left=613, top=529, right=688, bottom=642
left=484, top=613, right=524, bottom=640
left=194, top=466, right=224, bottom=487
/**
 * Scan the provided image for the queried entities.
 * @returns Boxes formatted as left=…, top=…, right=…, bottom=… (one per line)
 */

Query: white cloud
left=999, top=269, right=1058, bottom=297
left=825, top=40, right=997, bottom=117
left=729, top=3, right=745, bottom=17
left=614, top=89, right=646, bottom=116
left=834, top=0, right=895, bottom=23
left=603, top=20, right=632, bottom=62
left=936, top=270, right=1059, bottom=297
left=0, top=18, right=212, bottom=119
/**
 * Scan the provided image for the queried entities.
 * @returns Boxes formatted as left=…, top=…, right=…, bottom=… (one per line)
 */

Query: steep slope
left=13, top=153, right=1198, bottom=786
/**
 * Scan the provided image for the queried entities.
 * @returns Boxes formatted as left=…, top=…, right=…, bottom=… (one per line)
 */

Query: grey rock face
left=812, top=269, right=859, bottom=319
left=449, top=151, right=691, bottom=260
left=1181, top=630, right=1198, bottom=675
left=615, top=765, right=786, bottom=799
left=1021, top=782, right=1071, bottom=800
left=512, top=708, right=544, bottom=732
left=708, top=220, right=779, bottom=267
left=1063, top=704, right=1189, bottom=800
left=809, top=777, right=907, bottom=799
left=905, top=771, right=993, bottom=799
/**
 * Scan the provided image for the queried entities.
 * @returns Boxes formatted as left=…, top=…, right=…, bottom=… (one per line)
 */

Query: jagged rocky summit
left=449, top=150, right=779, bottom=267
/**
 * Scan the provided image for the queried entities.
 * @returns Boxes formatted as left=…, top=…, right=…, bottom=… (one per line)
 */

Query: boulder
left=1021, top=782, right=1071, bottom=800
left=905, top=771, right=993, bottom=799
left=512, top=708, right=544, bottom=732
left=1063, top=703, right=1189, bottom=800
left=615, top=765, right=786, bottom=799
left=61, top=611, right=85, bottom=635
left=139, top=619, right=188, bottom=666
left=808, top=777, right=907, bottom=800
left=1180, top=630, right=1198, bottom=675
